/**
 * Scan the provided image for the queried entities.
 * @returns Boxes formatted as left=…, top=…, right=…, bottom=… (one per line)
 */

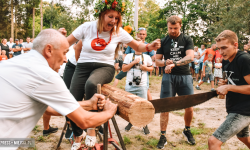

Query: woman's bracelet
left=146, top=43, right=151, bottom=52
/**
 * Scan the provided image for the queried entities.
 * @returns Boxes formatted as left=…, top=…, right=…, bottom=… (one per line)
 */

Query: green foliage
left=146, top=138, right=158, bottom=148
left=198, top=122, right=206, bottom=128
left=135, top=135, right=146, bottom=142
left=37, top=136, right=45, bottom=142
left=123, top=0, right=134, bottom=26
left=94, top=0, right=127, bottom=18
left=32, top=125, right=39, bottom=131
left=1, top=0, right=249, bottom=49
left=123, top=135, right=132, bottom=145
left=172, top=111, right=185, bottom=116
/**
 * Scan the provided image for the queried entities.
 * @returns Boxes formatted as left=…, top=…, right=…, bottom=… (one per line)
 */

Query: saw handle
left=218, top=71, right=226, bottom=99
left=97, top=84, right=103, bottom=111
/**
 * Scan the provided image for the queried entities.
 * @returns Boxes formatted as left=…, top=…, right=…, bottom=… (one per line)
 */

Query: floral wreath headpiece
left=94, top=0, right=127, bottom=18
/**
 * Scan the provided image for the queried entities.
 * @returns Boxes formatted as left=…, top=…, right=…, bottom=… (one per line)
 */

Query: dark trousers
left=159, top=67, right=164, bottom=75
left=63, top=61, right=76, bottom=89
left=63, top=60, right=76, bottom=122
left=69, top=62, right=115, bottom=136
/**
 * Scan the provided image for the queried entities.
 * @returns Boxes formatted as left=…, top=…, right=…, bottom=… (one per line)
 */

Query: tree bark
left=15, top=5, right=17, bottom=39
left=101, top=84, right=155, bottom=127
left=32, top=7, right=35, bottom=38
left=40, top=0, right=43, bottom=31
left=11, top=0, right=14, bottom=39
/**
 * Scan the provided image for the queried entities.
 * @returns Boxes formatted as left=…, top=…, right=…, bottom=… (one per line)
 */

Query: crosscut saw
left=149, top=91, right=218, bottom=113
left=150, top=72, right=227, bottom=113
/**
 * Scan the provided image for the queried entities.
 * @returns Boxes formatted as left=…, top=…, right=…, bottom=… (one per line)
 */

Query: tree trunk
left=11, top=0, right=14, bottom=39
left=40, top=0, right=43, bottom=31
left=134, top=0, right=139, bottom=35
left=15, top=5, right=17, bottom=39
left=101, top=84, right=155, bottom=127
left=32, top=7, right=35, bottom=38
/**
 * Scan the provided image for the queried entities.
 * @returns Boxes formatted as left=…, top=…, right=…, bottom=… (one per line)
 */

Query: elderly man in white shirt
left=0, top=29, right=117, bottom=147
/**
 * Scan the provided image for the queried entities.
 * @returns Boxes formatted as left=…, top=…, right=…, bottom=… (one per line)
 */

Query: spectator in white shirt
left=0, top=29, right=117, bottom=146
left=23, top=37, right=33, bottom=53
left=7, top=37, right=14, bottom=51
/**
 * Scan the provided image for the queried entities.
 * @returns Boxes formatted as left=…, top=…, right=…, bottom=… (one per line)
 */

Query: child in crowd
left=214, top=57, right=222, bottom=85
left=9, top=52, right=13, bottom=59
left=114, top=43, right=124, bottom=74
left=194, top=46, right=200, bottom=81
left=195, top=54, right=215, bottom=91
left=1, top=50, right=8, bottom=61
left=122, top=39, right=153, bottom=135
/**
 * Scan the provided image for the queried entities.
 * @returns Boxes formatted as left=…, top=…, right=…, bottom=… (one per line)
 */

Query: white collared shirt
left=0, top=50, right=80, bottom=139
left=7, top=42, right=14, bottom=49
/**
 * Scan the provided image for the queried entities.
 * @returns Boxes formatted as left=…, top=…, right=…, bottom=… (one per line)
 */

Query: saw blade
left=150, top=91, right=218, bottom=113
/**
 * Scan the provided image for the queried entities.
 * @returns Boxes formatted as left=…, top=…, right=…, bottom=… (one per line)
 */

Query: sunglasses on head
left=138, top=27, right=146, bottom=31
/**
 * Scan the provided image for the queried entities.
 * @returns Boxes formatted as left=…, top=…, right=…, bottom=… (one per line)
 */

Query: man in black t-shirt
left=208, top=30, right=250, bottom=149
left=155, top=15, right=195, bottom=149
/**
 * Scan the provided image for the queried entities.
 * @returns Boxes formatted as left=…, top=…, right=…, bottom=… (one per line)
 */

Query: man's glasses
left=138, top=27, right=146, bottom=31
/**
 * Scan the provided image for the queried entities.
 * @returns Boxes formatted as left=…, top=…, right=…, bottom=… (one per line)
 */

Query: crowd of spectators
left=0, top=37, right=33, bottom=61
left=190, top=40, right=250, bottom=91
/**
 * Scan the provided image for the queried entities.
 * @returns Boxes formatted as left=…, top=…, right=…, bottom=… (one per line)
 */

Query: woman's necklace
left=91, top=30, right=112, bottom=51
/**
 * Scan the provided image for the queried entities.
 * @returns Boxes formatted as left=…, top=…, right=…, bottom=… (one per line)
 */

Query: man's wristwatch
left=173, top=61, right=177, bottom=66
left=164, top=60, right=167, bottom=66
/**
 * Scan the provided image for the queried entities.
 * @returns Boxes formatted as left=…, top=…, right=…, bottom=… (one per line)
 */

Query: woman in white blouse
left=59, top=0, right=161, bottom=149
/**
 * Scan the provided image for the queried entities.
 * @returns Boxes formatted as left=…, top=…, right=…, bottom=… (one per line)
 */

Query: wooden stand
left=56, top=84, right=126, bottom=150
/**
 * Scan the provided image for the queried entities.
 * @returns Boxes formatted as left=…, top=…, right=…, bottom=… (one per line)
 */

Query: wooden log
left=101, top=84, right=155, bottom=127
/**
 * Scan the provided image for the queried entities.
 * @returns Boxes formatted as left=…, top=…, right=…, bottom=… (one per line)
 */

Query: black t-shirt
left=156, top=33, right=194, bottom=75
left=0, top=43, right=10, bottom=58
left=222, top=51, right=250, bottom=116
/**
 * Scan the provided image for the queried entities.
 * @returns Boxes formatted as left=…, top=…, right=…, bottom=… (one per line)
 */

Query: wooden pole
left=40, top=0, right=43, bottom=31
left=101, top=84, right=155, bottom=127
left=11, top=0, right=14, bottom=39
left=134, top=0, right=138, bottom=35
left=32, top=7, right=35, bottom=38
left=15, top=5, right=17, bottom=40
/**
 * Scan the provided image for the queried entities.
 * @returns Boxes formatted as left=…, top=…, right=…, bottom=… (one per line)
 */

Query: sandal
left=71, top=131, right=87, bottom=150
left=85, top=135, right=96, bottom=148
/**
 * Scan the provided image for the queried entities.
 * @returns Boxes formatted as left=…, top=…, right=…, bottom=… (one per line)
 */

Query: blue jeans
left=125, top=85, right=148, bottom=99
left=199, top=62, right=203, bottom=71
left=213, top=113, right=250, bottom=143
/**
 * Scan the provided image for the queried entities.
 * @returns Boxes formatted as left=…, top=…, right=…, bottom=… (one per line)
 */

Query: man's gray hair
left=33, top=29, right=65, bottom=54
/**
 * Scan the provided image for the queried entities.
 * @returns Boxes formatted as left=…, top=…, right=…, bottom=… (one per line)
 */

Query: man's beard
left=169, top=32, right=180, bottom=39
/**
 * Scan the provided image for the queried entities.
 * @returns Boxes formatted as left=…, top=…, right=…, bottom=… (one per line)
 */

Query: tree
left=138, top=0, right=160, bottom=28
left=11, top=0, right=14, bottom=39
